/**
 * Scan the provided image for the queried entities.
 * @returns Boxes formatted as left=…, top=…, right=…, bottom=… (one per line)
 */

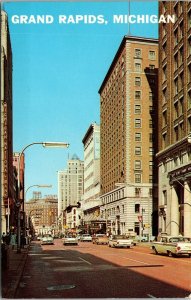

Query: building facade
left=81, top=123, right=102, bottom=233
left=1, top=11, right=14, bottom=233
left=25, top=194, right=58, bottom=235
left=99, top=36, right=158, bottom=237
left=157, top=1, right=191, bottom=236
left=57, top=154, right=84, bottom=219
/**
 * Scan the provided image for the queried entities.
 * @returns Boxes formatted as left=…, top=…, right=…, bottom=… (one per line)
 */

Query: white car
left=108, top=235, right=133, bottom=248
left=80, top=234, right=92, bottom=242
left=63, top=236, right=78, bottom=246
left=41, top=234, right=54, bottom=245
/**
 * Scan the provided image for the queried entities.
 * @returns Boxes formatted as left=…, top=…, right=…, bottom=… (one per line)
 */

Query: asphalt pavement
left=1, top=245, right=29, bottom=299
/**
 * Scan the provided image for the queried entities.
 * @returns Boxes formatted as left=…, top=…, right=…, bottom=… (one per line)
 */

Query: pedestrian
left=1, top=232, right=6, bottom=243
left=10, top=232, right=17, bottom=250
left=5, top=232, right=11, bottom=245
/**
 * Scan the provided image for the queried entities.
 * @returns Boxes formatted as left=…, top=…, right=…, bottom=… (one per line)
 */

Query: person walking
left=10, top=232, right=17, bottom=250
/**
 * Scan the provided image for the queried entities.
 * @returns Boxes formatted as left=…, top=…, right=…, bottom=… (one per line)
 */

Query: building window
left=135, top=77, right=141, bottom=86
left=174, top=28, right=178, bottom=46
left=174, top=126, right=179, bottom=141
left=135, top=104, right=141, bottom=114
left=162, top=88, right=167, bottom=104
left=149, top=64, right=155, bottom=70
left=135, top=63, right=142, bottom=72
left=135, top=118, right=142, bottom=128
left=149, top=119, right=153, bottom=128
left=135, top=132, right=141, bottom=141
left=179, top=21, right=183, bottom=40
left=149, top=147, right=154, bottom=156
left=149, top=175, right=153, bottom=183
left=135, top=160, right=141, bottom=170
left=162, top=110, right=167, bottom=127
left=188, top=37, right=191, bottom=56
left=135, top=90, right=141, bottom=100
left=149, top=91, right=154, bottom=102
left=162, top=132, right=167, bottom=148
left=134, top=48, right=142, bottom=58
left=174, top=78, right=178, bottom=95
left=135, top=146, right=141, bottom=155
left=149, top=50, right=156, bottom=60
left=135, top=173, right=142, bottom=183
left=163, top=65, right=167, bottom=82
left=174, top=53, right=178, bottom=71
left=188, top=117, right=191, bottom=133
left=149, top=133, right=153, bottom=143
left=174, top=101, right=179, bottom=118
left=188, top=91, right=191, bottom=109
left=149, top=161, right=153, bottom=170
left=135, top=188, right=141, bottom=197
left=135, top=203, right=140, bottom=213
left=180, top=73, right=184, bottom=90
left=180, top=47, right=183, bottom=64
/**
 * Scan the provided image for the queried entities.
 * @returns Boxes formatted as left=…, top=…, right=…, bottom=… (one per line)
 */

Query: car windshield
left=169, top=237, right=191, bottom=242
left=113, top=235, right=128, bottom=239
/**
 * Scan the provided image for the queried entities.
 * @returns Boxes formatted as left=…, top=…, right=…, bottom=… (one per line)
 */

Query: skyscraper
left=99, top=36, right=158, bottom=236
left=58, top=154, right=84, bottom=216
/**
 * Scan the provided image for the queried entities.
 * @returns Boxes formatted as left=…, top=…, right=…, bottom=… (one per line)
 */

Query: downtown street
left=14, top=239, right=191, bottom=299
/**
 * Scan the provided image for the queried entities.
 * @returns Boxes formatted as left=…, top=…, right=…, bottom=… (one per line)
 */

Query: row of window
left=134, top=48, right=156, bottom=60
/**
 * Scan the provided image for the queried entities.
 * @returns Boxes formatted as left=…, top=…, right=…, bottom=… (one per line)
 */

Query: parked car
left=135, top=235, right=156, bottom=242
left=62, top=235, right=78, bottom=246
left=108, top=235, right=133, bottom=248
left=93, top=234, right=108, bottom=245
left=92, top=234, right=105, bottom=244
left=80, top=234, right=92, bottom=242
left=151, top=235, right=191, bottom=257
left=41, top=234, right=54, bottom=245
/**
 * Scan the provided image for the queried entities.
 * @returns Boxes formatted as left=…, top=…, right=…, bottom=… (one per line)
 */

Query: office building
left=157, top=1, right=191, bottom=236
left=99, top=35, right=158, bottom=236
left=82, top=123, right=102, bottom=233
left=58, top=154, right=84, bottom=216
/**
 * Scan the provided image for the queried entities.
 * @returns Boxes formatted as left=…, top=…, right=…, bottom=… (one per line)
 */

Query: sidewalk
left=1, top=246, right=29, bottom=299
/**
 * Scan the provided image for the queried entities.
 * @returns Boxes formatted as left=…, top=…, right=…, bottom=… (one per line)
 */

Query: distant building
left=99, top=35, right=158, bottom=236
left=25, top=195, right=58, bottom=235
left=1, top=11, right=14, bottom=233
left=157, top=1, right=191, bottom=236
left=58, top=154, right=84, bottom=217
left=82, top=123, right=102, bottom=233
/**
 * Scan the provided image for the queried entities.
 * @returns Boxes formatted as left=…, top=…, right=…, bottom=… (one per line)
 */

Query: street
left=14, top=239, right=191, bottom=298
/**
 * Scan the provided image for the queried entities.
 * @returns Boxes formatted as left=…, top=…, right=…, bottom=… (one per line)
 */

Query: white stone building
left=81, top=123, right=102, bottom=233
left=57, top=154, right=84, bottom=218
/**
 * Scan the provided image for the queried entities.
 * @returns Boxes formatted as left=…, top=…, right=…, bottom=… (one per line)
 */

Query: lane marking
left=122, top=256, right=150, bottom=265
left=79, top=257, right=92, bottom=265
left=147, top=294, right=156, bottom=298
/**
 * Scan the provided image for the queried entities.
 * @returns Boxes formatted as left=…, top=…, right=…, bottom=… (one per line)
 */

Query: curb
left=2, top=247, right=29, bottom=299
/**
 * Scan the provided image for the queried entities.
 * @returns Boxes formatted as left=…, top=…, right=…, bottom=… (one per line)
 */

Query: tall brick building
left=99, top=36, right=158, bottom=236
left=25, top=194, right=58, bottom=235
left=157, top=1, right=191, bottom=236
left=1, top=11, right=14, bottom=233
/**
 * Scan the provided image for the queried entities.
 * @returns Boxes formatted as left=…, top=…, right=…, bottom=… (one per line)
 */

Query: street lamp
left=16, top=141, right=69, bottom=253
left=25, top=184, right=52, bottom=201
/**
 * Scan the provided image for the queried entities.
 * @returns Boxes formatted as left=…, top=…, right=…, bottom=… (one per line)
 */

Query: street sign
left=144, top=224, right=150, bottom=228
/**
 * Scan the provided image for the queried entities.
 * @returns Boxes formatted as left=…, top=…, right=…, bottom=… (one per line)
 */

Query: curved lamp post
left=25, top=184, right=52, bottom=201
left=16, top=141, right=69, bottom=253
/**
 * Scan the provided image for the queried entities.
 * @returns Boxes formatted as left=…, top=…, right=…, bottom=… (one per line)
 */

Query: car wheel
left=153, top=247, right=158, bottom=255
left=167, top=251, right=173, bottom=257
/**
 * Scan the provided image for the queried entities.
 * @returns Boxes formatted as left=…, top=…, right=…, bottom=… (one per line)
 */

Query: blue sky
left=3, top=1, right=158, bottom=200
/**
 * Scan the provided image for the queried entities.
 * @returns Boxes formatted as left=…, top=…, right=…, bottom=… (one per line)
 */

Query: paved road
left=15, top=239, right=191, bottom=298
